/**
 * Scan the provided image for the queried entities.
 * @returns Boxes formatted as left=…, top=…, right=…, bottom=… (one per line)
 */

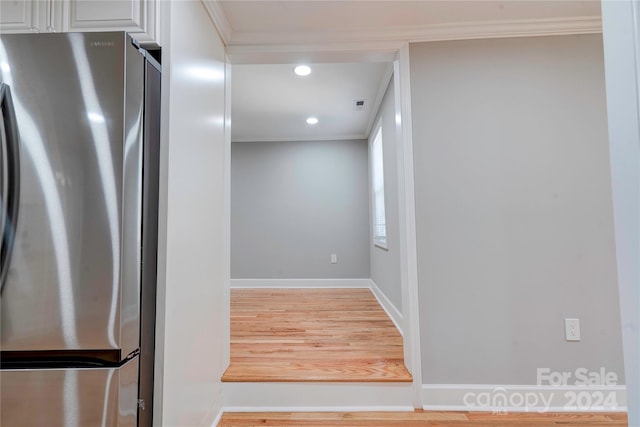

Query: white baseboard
left=230, top=278, right=371, bottom=288
left=223, top=382, right=414, bottom=410
left=368, top=279, right=403, bottom=336
left=422, top=384, right=628, bottom=413
left=210, top=407, right=224, bottom=427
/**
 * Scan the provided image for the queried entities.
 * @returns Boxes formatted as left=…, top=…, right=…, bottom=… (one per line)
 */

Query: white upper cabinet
left=0, top=0, right=161, bottom=46
left=61, top=0, right=159, bottom=45
left=0, top=1, right=49, bottom=33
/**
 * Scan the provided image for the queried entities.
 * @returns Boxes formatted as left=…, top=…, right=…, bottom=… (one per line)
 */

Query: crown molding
left=403, top=15, right=602, bottom=43
left=201, top=0, right=232, bottom=45
left=227, top=16, right=601, bottom=48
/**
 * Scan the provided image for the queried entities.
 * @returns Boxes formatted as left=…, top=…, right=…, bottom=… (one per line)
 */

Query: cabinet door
left=61, top=0, right=159, bottom=45
left=0, top=1, right=49, bottom=33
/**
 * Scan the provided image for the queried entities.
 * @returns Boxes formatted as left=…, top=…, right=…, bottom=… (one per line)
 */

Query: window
left=371, top=124, right=387, bottom=248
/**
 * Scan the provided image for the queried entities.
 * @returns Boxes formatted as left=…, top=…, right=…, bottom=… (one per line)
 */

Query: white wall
left=601, top=2, right=640, bottom=424
left=369, top=77, right=402, bottom=311
left=231, top=139, right=370, bottom=279
left=154, top=1, right=228, bottom=425
left=409, top=34, right=624, bottom=385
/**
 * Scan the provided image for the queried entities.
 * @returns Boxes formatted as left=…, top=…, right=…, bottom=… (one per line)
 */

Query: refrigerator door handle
left=0, top=91, right=6, bottom=271
left=0, top=83, right=20, bottom=294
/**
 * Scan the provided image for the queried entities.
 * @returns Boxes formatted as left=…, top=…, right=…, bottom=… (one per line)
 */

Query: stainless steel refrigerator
left=0, top=32, right=161, bottom=427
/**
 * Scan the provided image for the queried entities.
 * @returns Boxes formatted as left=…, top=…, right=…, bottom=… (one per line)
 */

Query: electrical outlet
left=330, top=254, right=337, bottom=264
left=565, top=318, right=580, bottom=341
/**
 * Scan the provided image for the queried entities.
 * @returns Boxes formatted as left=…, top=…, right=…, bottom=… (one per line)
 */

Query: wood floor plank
left=218, top=411, right=628, bottom=426
left=223, top=288, right=412, bottom=382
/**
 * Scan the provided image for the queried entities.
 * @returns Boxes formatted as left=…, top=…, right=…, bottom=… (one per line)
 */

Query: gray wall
left=409, top=35, right=624, bottom=385
left=231, top=139, right=370, bottom=279
left=370, top=78, right=403, bottom=310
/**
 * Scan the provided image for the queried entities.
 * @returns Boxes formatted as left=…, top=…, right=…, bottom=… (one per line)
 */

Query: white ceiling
left=216, top=1, right=601, bottom=45
left=222, top=0, right=601, bottom=143
left=231, top=62, right=392, bottom=142
left=222, top=1, right=599, bottom=31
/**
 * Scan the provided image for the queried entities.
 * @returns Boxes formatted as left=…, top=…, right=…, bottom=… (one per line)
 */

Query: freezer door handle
left=0, top=83, right=20, bottom=294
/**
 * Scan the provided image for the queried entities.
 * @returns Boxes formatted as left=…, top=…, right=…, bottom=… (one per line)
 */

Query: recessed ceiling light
left=306, top=117, right=318, bottom=125
left=294, top=65, right=312, bottom=76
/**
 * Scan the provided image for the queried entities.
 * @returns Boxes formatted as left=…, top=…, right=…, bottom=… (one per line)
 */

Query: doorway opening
left=222, top=49, right=422, bottom=403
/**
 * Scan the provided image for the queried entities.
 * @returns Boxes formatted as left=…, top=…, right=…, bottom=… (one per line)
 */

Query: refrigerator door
left=0, top=356, right=139, bottom=427
left=0, top=32, right=143, bottom=355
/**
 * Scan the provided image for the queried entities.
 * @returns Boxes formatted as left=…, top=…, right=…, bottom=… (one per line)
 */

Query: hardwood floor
left=218, top=410, right=628, bottom=426
left=220, top=289, right=628, bottom=425
left=222, top=288, right=412, bottom=382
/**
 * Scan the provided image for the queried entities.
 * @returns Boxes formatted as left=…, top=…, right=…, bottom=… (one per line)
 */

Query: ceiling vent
left=353, top=99, right=366, bottom=111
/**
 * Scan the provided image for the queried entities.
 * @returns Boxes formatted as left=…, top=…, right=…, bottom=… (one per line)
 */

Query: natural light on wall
left=371, top=124, right=387, bottom=248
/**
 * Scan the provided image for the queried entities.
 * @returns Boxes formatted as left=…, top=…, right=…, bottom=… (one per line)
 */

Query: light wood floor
left=222, top=288, right=412, bottom=382
left=218, top=410, right=628, bottom=426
